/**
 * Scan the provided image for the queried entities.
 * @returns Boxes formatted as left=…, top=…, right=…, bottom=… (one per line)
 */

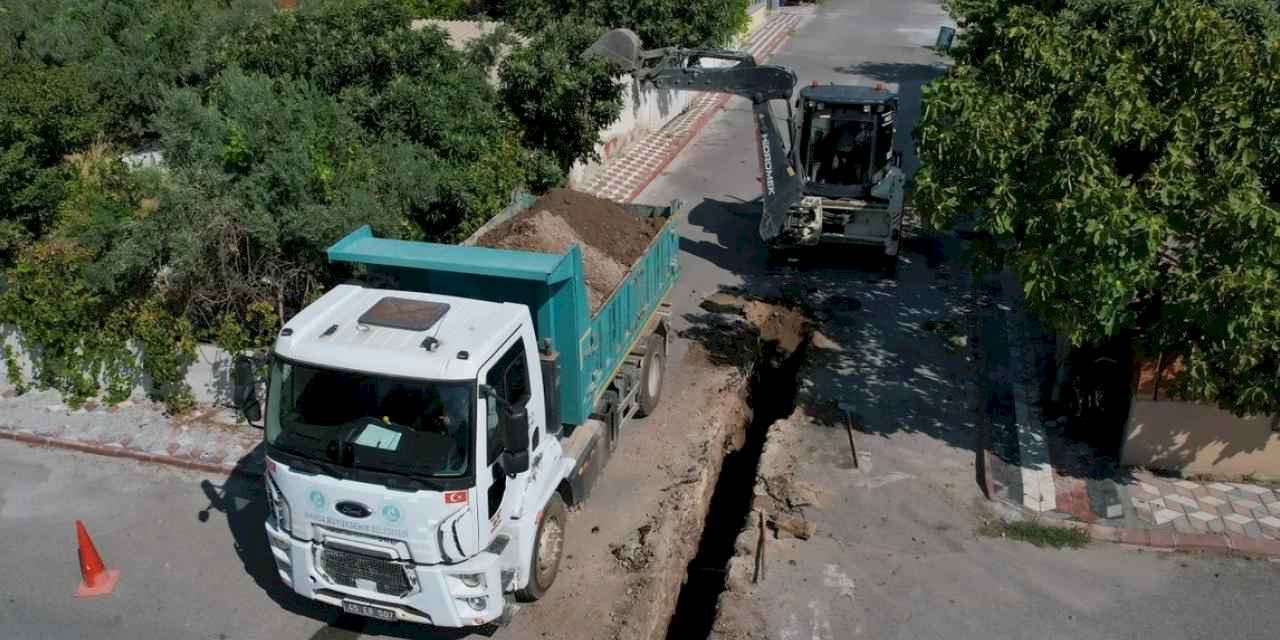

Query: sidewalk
left=988, top=267, right=1280, bottom=555
left=0, top=389, right=262, bottom=475
left=584, top=10, right=805, bottom=204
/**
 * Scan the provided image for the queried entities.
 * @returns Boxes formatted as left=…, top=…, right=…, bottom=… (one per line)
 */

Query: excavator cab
left=797, top=84, right=898, bottom=199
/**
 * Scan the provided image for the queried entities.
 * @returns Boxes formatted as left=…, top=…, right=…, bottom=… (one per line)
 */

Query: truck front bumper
left=265, top=523, right=507, bottom=628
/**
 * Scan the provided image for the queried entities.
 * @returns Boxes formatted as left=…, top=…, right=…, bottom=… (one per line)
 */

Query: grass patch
left=977, top=519, right=1091, bottom=549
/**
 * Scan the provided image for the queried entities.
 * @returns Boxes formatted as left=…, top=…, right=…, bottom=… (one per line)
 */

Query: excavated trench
left=665, top=317, right=812, bottom=640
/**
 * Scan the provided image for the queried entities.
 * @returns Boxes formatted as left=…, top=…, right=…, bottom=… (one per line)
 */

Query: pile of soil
left=479, top=210, right=626, bottom=311
left=475, top=189, right=665, bottom=311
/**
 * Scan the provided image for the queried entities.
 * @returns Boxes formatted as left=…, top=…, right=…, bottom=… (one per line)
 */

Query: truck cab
left=262, top=286, right=562, bottom=627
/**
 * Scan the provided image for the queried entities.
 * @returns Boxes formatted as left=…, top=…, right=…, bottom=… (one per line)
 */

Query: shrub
left=500, top=20, right=625, bottom=173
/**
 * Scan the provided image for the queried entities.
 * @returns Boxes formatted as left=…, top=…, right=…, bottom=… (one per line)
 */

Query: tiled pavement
left=583, top=10, right=805, bottom=203
left=1126, top=471, right=1280, bottom=539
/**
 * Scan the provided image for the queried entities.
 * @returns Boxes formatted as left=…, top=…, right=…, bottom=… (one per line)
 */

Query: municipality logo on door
left=308, top=489, right=326, bottom=510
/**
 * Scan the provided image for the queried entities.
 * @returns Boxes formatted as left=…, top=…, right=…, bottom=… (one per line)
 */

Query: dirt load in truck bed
left=475, top=189, right=666, bottom=312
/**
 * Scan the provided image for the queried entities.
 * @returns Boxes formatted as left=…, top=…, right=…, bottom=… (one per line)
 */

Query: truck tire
left=516, top=494, right=566, bottom=602
left=636, top=333, right=666, bottom=418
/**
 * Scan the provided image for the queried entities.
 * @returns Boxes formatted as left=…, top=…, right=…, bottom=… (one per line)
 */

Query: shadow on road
left=678, top=188, right=989, bottom=473
left=197, top=444, right=485, bottom=640
left=832, top=61, right=948, bottom=176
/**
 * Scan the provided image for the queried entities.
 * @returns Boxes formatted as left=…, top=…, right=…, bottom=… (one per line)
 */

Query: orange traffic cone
left=74, top=520, right=120, bottom=598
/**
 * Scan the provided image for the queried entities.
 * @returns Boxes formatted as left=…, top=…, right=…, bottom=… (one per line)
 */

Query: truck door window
left=485, top=339, right=530, bottom=464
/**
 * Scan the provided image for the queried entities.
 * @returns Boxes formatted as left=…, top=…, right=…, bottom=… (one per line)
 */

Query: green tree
left=226, top=0, right=543, bottom=238
left=142, top=67, right=428, bottom=331
left=2, top=0, right=276, bottom=142
left=0, top=56, right=105, bottom=261
left=500, top=20, right=625, bottom=173
left=0, top=148, right=196, bottom=409
left=914, top=0, right=1280, bottom=415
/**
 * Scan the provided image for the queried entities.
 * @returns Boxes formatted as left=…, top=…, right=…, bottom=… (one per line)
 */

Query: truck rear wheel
left=636, top=334, right=666, bottom=417
left=516, top=494, right=566, bottom=602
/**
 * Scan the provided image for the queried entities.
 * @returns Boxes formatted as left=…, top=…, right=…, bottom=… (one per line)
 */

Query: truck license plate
left=342, top=600, right=397, bottom=621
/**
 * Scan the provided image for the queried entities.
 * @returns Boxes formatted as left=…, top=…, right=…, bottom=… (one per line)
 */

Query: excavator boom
left=585, top=29, right=805, bottom=244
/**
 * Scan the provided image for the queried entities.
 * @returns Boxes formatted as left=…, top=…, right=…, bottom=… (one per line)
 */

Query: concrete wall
left=1121, top=354, right=1280, bottom=480
left=1, top=326, right=243, bottom=410
left=1122, top=400, right=1280, bottom=480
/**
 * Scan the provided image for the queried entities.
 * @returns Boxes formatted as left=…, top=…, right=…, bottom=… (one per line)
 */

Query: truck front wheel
left=516, top=494, right=566, bottom=602
left=636, top=333, right=666, bottom=417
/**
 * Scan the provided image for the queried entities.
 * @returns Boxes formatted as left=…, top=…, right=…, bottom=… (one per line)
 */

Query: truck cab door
left=478, top=334, right=543, bottom=535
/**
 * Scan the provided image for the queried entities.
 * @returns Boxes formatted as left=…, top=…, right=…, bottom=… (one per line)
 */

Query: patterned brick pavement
left=583, top=11, right=805, bottom=203
left=1127, top=470, right=1280, bottom=539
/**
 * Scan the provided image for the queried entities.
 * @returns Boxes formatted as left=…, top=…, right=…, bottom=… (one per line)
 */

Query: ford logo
left=335, top=501, right=372, bottom=519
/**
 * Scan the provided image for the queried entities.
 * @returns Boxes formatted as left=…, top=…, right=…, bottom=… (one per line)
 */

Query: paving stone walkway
left=583, top=10, right=804, bottom=203
left=1126, top=470, right=1280, bottom=539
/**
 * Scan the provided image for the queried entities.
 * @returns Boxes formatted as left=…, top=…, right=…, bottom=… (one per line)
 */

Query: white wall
left=1, top=326, right=243, bottom=409
left=567, top=76, right=692, bottom=189
left=567, top=2, right=773, bottom=189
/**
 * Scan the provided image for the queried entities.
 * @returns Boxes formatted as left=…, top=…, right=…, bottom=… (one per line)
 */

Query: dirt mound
left=475, top=189, right=665, bottom=312
left=530, top=188, right=665, bottom=265
left=478, top=210, right=626, bottom=311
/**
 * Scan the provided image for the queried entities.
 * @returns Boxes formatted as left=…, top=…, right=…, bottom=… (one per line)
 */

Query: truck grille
left=319, top=547, right=414, bottom=597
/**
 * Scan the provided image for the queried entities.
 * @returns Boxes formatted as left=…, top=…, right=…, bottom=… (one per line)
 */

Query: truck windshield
left=806, top=113, right=875, bottom=187
left=265, top=358, right=473, bottom=478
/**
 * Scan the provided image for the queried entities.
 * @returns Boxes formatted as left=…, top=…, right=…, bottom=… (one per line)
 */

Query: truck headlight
left=266, top=476, right=292, bottom=533
left=458, top=573, right=485, bottom=588
left=465, top=597, right=487, bottom=611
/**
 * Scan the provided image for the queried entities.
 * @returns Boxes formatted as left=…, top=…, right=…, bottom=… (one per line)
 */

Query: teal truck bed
left=325, top=196, right=681, bottom=428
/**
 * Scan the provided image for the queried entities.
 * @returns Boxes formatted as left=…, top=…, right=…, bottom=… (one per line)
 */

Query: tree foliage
left=915, top=0, right=1280, bottom=415
left=500, top=20, right=625, bottom=173
left=0, top=0, right=276, bottom=141
left=0, top=148, right=196, bottom=409
left=0, top=57, right=103, bottom=261
left=224, top=0, right=547, bottom=238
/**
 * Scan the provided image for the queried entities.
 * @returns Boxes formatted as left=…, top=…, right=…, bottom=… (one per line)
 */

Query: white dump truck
left=237, top=197, right=681, bottom=627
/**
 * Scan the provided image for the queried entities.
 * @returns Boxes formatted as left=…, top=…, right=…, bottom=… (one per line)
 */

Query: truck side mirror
left=231, top=355, right=263, bottom=426
left=499, top=402, right=530, bottom=474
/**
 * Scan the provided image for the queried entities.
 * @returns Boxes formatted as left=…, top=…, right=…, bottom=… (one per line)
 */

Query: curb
left=618, top=16, right=801, bottom=204
left=1041, top=517, right=1280, bottom=558
left=0, top=428, right=260, bottom=477
left=619, top=93, right=733, bottom=204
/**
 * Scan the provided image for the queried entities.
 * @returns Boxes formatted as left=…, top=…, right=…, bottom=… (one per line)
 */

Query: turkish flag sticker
left=444, top=490, right=468, bottom=505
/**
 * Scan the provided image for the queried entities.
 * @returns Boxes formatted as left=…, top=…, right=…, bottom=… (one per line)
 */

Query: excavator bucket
left=582, top=28, right=643, bottom=72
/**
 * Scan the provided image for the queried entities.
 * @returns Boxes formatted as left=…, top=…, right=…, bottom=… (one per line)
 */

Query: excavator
left=586, top=29, right=906, bottom=267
